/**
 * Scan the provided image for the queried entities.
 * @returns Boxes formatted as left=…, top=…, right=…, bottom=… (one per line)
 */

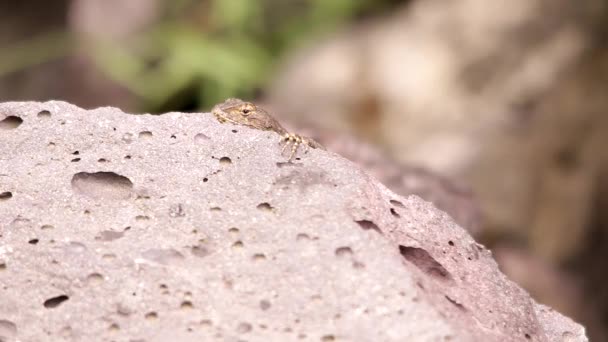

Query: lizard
left=211, top=98, right=324, bottom=161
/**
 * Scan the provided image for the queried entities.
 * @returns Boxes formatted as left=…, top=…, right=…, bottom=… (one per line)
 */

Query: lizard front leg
left=280, top=133, right=325, bottom=161
left=280, top=133, right=305, bottom=161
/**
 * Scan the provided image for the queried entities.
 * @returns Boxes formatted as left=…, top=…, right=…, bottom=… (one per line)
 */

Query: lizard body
left=211, top=98, right=324, bottom=160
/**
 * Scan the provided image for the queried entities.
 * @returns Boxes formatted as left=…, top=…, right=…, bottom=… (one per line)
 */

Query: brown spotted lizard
left=211, top=98, right=324, bottom=161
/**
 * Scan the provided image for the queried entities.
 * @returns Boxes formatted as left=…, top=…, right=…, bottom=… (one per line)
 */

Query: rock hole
left=135, top=215, right=150, bottom=221
left=98, top=158, right=108, bottom=163
left=448, top=240, right=454, bottom=246
left=296, top=233, right=310, bottom=241
left=203, top=177, right=208, bottom=182
left=561, top=332, right=574, bottom=339
left=252, top=253, right=266, bottom=261
left=231, top=129, right=238, bottom=133
left=310, top=294, right=323, bottom=302
left=0, top=116, right=23, bottom=129
left=86, top=273, right=104, bottom=284
left=228, top=227, right=240, bottom=234
left=71, top=172, right=134, bottom=200
left=194, top=133, right=210, bottom=142
left=44, top=295, right=69, bottom=308
left=236, top=322, right=252, bottom=333
left=390, top=199, right=404, bottom=208
left=335, top=246, right=353, bottom=257
left=124, top=155, right=132, bottom=160
left=525, top=334, right=531, bottom=340
left=145, top=312, right=158, bottom=320
left=390, top=208, right=400, bottom=218
left=138, top=131, right=153, bottom=139
left=169, top=203, right=186, bottom=217
left=355, top=220, right=382, bottom=234
left=257, top=202, right=274, bottom=212
left=40, top=224, right=53, bottom=230
left=352, top=261, right=365, bottom=269
left=180, top=301, right=193, bottom=309
left=71, top=158, right=81, bottom=162
left=37, top=110, right=51, bottom=118
left=259, top=300, right=271, bottom=311
left=28, top=238, right=39, bottom=245
left=219, top=157, right=232, bottom=165
left=65, top=242, right=87, bottom=253
left=0, top=263, right=6, bottom=271
left=0, top=192, right=12, bottom=201
left=445, top=295, right=466, bottom=311
left=0, top=319, right=17, bottom=339
left=276, top=161, right=302, bottom=168
left=232, top=241, right=244, bottom=249
left=121, top=133, right=134, bottom=143
left=321, top=335, right=336, bottom=341
left=72, top=151, right=79, bottom=155
left=108, top=323, right=120, bottom=331
left=191, top=245, right=210, bottom=258
left=10, top=216, right=30, bottom=228
left=159, top=284, right=168, bottom=290
left=399, top=245, right=453, bottom=281
left=141, top=248, right=184, bottom=265
left=96, top=230, right=124, bottom=241
left=210, top=207, right=222, bottom=212
left=170, top=134, right=177, bottom=139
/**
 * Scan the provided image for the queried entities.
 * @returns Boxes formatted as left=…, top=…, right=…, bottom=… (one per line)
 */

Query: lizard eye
left=241, top=104, right=254, bottom=115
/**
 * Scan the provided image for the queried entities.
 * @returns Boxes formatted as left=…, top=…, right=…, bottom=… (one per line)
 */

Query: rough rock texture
left=282, top=121, right=482, bottom=236
left=0, top=102, right=586, bottom=341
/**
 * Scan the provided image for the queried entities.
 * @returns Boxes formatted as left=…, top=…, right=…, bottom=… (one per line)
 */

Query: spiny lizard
left=211, top=98, right=324, bottom=161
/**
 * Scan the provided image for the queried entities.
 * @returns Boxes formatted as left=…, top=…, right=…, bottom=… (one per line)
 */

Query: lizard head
left=213, top=98, right=261, bottom=120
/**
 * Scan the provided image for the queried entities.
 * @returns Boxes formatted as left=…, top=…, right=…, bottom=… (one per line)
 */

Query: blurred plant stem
left=0, top=31, right=73, bottom=77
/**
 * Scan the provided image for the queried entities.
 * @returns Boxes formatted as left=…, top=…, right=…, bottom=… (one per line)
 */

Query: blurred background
left=1, top=0, right=607, bottom=339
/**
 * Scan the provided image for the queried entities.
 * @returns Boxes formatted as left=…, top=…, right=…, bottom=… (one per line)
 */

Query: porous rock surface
left=0, top=101, right=586, bottom=342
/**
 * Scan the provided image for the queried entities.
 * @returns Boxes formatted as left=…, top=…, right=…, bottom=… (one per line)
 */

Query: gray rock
left=0, top=101, right=586, bottom=341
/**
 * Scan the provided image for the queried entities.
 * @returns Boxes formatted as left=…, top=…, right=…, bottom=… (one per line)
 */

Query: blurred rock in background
left=1, top=0, right=607, bottom=340
left=0, top=0, right=136, bottom=109
left=266, top=0, right=608, bottom=339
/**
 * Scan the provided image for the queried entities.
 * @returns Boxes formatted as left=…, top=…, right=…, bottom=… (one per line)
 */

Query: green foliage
left=0, top=31, right=72, bottom=78
left=95, top=0, right=399, bottom=112
left=0, top=0, right=403, bottom=112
